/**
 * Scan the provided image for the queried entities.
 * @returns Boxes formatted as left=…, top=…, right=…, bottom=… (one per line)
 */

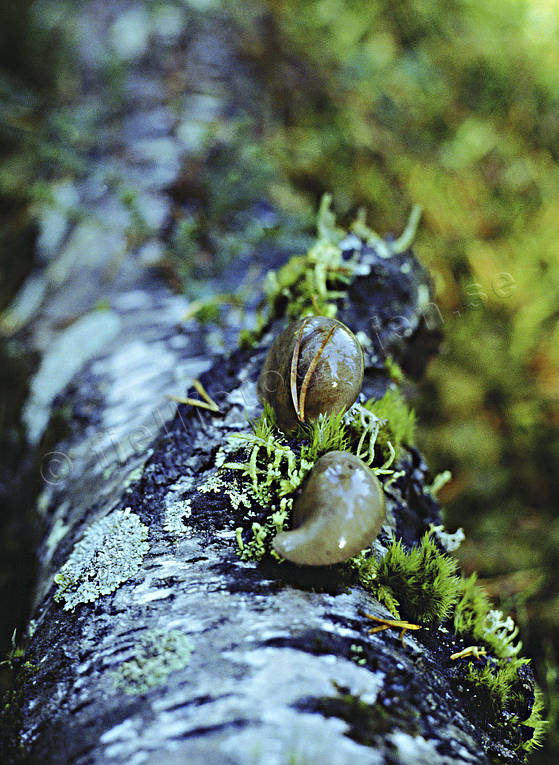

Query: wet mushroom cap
left=273, top=451, right=386, bottom=565
left=257, top=317, right=364, bottom=433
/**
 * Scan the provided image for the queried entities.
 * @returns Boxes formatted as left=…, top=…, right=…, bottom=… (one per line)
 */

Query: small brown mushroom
left=273, top=451, right=386, bottom=565
left=257, top=317, right=364, bottom=433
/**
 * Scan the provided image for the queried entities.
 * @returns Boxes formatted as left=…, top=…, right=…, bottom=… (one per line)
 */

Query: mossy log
left=3, top=230, right=538, bottom=764
left=0, top=3, right=539, bottom=764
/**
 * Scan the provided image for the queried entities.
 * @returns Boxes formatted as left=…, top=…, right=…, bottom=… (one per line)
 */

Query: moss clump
left=464, top=657, right=529, bottom=711
left=452, top=572, right=548, bottom=746
left=54, top=508, right=149, bottom=611
left=0, top=632, right=40, bottom=764
left=239, top=197, right=422, bottom=348
left=200, top=403, right=401, bottom=562
left=112, top=628, right=193, bottom=695
left=262, top=195, right=350, bottom=321
left=461, top=654, right=548, bottom=755
left=353, top=532, right=546, bottom=749
left=353, top=533, right=462, bottom=624
left=364, top=387, right=416, bottom=459
left=520, top=687, right=548, bottom=753
left=238, top=195, right=355, bottom=347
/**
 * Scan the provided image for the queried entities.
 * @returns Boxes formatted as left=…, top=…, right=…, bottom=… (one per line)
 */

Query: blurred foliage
left=225, top=0, right=559, bottom=758
left=0, top=0, right=82, bottom=309
left=168, top=116, right=313, bottom=299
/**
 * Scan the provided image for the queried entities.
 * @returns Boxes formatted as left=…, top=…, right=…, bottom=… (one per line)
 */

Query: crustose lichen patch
left=54, top=508, right=149, bottom=611
left=112, top=628, right=194, bottom=695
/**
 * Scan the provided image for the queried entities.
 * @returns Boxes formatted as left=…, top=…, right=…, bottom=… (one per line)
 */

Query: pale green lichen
left=425, top=469, right=453, bottom=497
left=123, top=465, right=146, bottom=491
left=163, top=498, right=192, bottom=538
left=45, top=517, right=69, bottom=553
left=112, top=628, right=193, bottom=695
left=54, top=508, right=149, bottom=611
left=198, top=466, right=254, bottom=512
left=428, top=523, right=465, bottom=553
left=350, top=204, right=422, bottom=258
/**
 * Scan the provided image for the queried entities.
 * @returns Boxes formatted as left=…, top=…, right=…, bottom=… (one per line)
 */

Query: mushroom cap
left=257, top=317, right=364, bottom=433
left=273, top=451, right=386, bottom=565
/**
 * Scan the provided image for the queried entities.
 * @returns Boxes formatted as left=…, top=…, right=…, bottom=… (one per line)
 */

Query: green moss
left=300, top=409, right=349, bottom=461
left=464, top=657, right=529, bottom=711
left=0, top=632, right=38, bottom=682
left=112, top=628, right=193, bottom=695
left=203, top=408, right=315, bottom=561
left=521, top=687, right=548, bottom=753
left=454, top=573, right=522, bottom=659
left=238, top=327, right=260, bottom=349
left=383, top=355, right=404, bottom=384
left=461, top=652, right=547, bottom=753
left=201, top=402, right=405, bottom=562
left=450, top=572, right=549, bottom=743
left=351, top=531, right=546, bottom=749
left=118, top=184, right=154, bottom=245
left=353, top=533, right=462, bottom=624
left=364, top=387, right=416, bottom=459
left=54, top=508, right=149, bottom=611
left=262, top=194, right=349, bottom=321
left=234, top=195, right=351, bottom=345
left=350, top=644, right=367, bottom=666
left=0, top=632, right=39, bottom=764
left=240, top=195, right=423, bottom=345
left=355, top=535, right=546, bottom=745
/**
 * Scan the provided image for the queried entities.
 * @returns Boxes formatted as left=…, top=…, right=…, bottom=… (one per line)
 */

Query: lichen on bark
left=53, top=508, right=149, bottom=611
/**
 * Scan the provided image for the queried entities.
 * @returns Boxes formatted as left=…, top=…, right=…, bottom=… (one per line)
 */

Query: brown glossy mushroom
left=257, top=317, right=364, bottom=433
left=273, top=451, right=386, bottom=565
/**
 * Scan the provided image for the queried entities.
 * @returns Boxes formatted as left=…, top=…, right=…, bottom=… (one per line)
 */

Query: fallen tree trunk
left=0, top=3, right=540, bottom=764
left=2, top=230, right=538, bottom=764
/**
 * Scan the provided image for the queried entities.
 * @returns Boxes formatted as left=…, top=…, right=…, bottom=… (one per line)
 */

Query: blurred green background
left=1, top=0, right=558, bottom=760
